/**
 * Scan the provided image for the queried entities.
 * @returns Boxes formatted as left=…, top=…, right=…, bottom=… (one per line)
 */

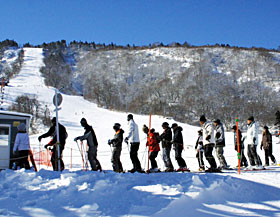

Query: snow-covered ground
left=1, top=48, right=280, bottom=217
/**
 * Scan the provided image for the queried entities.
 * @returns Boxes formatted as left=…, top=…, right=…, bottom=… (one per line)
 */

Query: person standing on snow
left=13, top=123, right=31, bottom=170
left=108, top=123, right=124, bottom=172
left=74, top=118, right=102, bottom=171
left=232, top=125, right=248, bottom=167
left=125, top=114, right=143, bottom=173
left=199, top=115, right=218, bottom=172
left=261, top=126, right=277, bottom=166
left=195, top=130, right=205, bottom=171
left=171, top=123, right=189, bottom=172
left=39, top=117, right=67, bottom=171
left=159, top=122, right=174, bottom=172
left=246, top=116, right=263, bottom=169
left=143, top=125, right=160, bottom=173
left=213, top=119, right=228, bottom=169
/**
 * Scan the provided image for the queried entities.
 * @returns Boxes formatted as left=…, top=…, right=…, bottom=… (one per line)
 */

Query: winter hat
left=113, top=123, right=121, bottom=130
left=80, top=118, right=87, bottom=124
left=171, top=123, right=178, bottom=128
left=199, top=115, right=206, bottom=122
left=247, top=116, right=254, bottom=121
left=142, top=125, right=149, bottom=134
left=232, top=125, right=237, bottom=130
left=51, top=117, right=56, bottom=124
left=17, top=123, right=26, bottom=132
left=162, top=122, right=169, bottom=127
left=213, top=119, right=221, bottom=124
left=127, top=114, right=133, bottom=120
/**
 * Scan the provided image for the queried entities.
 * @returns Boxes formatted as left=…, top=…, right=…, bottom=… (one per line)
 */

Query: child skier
left=143, top=125, right=160, bottom=173
left=108, top=123, right=124, bottom=172
left=195, top=130, right=205, bottom=171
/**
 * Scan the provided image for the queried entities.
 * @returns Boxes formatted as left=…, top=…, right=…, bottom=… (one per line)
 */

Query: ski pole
left=76, top=141, right=85, bottom=171
left=81, top=141, right=89, bottom=170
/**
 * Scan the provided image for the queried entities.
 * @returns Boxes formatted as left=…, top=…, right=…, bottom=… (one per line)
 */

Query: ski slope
left=1, top=48, right=280, bottom=217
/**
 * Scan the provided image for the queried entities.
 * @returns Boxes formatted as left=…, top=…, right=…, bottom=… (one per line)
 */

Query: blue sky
left=1, top=0, right=279, bottom=49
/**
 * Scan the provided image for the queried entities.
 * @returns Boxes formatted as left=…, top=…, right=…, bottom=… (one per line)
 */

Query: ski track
left=0, top=48, right=280, bottom=217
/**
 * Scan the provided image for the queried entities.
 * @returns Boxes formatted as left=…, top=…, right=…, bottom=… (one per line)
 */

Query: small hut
left=0, top=111, right=32, bottom=169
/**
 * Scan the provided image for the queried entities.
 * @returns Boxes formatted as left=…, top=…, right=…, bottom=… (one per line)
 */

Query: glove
left=215, top=132, right=221, bottom=139
left=44, top=144, right=49, bottom=149
left=74, top=137, right=80, bottom=142
left=125, top=137, right=129, bottom=144
left=38, top=136, right=42, bottom=142
left=260, top=144, right=263, bottom=150
left=108, top=140, right=111, bottom=145
left=206, top=135, right=211, bottom=141
left=253, top=137, right=256, bottom=144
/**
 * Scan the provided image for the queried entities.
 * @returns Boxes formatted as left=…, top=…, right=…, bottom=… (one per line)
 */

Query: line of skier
left=31, top=114, right=277, bottom=172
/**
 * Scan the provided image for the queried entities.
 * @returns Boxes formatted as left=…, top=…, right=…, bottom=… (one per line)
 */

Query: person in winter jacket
left=195, top=130, right=205, bottom=171
left=39, top=117, right=67, bottom=171
left=232, top=125, right=248, bottom=167
left=246, top=116, right=262, bottom=168
left=108, top=123, right=124, bottom=172
left=199, top=115, right=218, bottom=171
left=159, top=122, right=174, bottom=172
left=125, top=114, right=143, bottom=173
left=13, top=123, right=30, bottom=170
left=213, top=119, right=228, bottom=169
left=261, top=126, right=276, bottom=166
left=74, top=118, right=102, bottom=171
left=143, top=125, right=160, bottom=172
left=171, top=123, right=188, bottom=171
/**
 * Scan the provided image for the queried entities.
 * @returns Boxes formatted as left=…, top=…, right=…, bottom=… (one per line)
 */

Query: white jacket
left=202, top=121, right=215, bottom=145
left=246, top=121, right=258, bottom=145
left=13, top=133, right=30, bottom=152
left=127, top=119, right=140, bottom=143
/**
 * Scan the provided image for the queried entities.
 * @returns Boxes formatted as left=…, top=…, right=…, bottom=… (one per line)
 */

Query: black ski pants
left=88, top=146, right=101, bottom=171
left=264, top=145, right=276, bottom=165
left=130, top=142, right=142, bottom=171
left=247, top=144, right=261, bottom=166
left=204, top=144, right=217, bottom=169
left=175, top=144, right=186, bottom=168
left=111, top=146, right=123, bottom=172
left=196, top=150, right=205, bottom=168
left=18, top=150, right=30, bottom=169
left=149, top=151, right=158, bottom=169
left=51, top=146, right=64, bottom=171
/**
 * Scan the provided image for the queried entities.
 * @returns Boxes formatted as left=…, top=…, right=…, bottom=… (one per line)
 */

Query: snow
left=1, top=48, right=280, bottom=216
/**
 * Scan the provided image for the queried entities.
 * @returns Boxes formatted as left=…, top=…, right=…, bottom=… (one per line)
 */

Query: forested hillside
left=21, top=40, right=280, bottom=127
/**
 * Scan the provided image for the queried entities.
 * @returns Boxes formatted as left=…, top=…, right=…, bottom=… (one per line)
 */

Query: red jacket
left=146, top=132, right=160, bottom=152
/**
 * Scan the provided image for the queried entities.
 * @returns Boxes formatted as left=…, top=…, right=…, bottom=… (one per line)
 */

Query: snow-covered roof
left=0, top=110, right=32, bottom=118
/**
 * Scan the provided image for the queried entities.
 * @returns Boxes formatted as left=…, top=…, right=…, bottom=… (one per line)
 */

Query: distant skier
left=246, top=116, right=263, bottom=169
left=199, top=115, right=218, bottom=172
left=261, top=126, right=277, bottom=166
left=125, top=114, right=143, bottom=173
left=159, top=122, right=174, bottom=172
left=39, top=117, right=67, bottom=171
left=74, top=118, right=102, bottom=171
left=171, top=123, right=189, bottom=172
left=13, top=123, right=30, bottom=170
left=213, top=119, right=228, bottom=169
left=108, top=123, right=124, bottom=172
left=143, top=125, right=160, bottom=173
left=232, top=125, right=248, bottom=167
left=195, top=130, right=205, bottom=171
